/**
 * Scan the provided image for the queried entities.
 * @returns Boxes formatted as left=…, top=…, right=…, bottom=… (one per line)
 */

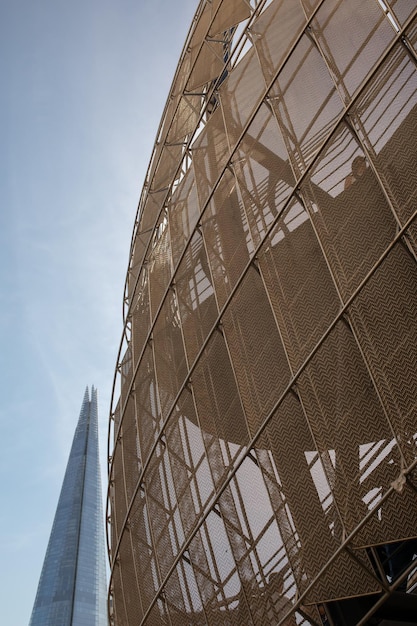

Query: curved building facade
left=107, top=2, right=417, bottom=624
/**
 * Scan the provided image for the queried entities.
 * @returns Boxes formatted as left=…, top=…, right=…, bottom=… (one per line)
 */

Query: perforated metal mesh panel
left=107, top=1, right=417, bottom=624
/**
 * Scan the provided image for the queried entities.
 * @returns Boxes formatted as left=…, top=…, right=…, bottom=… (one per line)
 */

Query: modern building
left=107, top=1, right=417, bottom=624
left=30, top=387, right=108, bottom=626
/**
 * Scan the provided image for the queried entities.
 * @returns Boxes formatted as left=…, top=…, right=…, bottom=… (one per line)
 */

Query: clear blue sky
left=0, top=1, right=197, bottom=623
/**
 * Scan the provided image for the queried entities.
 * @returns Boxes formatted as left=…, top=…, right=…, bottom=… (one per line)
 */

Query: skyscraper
left=30, top=387, right=108, bottom=626
left=107, top=1, right=417, bottom=624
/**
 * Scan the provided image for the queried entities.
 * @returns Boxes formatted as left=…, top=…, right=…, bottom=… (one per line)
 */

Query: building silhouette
left=107, top=2, right=417, bottom=624
left=30, top=387, right=108, bottom=626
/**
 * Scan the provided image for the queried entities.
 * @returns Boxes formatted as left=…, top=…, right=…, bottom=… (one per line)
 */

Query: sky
left=0, top=1, right=198, bottom=623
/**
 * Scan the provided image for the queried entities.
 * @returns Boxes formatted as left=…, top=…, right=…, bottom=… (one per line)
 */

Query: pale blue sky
left=0, top=1, right=197, bottom=623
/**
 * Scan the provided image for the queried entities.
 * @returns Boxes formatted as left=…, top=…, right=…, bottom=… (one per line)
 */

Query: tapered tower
left=30, top=386, right=108, bottom=626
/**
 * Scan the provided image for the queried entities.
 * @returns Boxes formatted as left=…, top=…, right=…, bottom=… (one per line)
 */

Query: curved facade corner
left=108, top=1, right=417, bottom=624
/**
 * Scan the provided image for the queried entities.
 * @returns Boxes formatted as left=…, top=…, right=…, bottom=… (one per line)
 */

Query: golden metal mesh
left=108, top=1, right=417, bottom=624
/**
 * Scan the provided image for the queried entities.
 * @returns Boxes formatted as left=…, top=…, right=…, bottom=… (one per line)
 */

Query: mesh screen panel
left=176, top=232, right=218, bottom=365
left=201, top=170, right=251, bottom=309
left=169, top=168, right=200, bottom=268
left=311, top=0, right=396, bottom=103
left=193, top=331, right=250, bottom=447
left=108, top=1, right=417, bottom=624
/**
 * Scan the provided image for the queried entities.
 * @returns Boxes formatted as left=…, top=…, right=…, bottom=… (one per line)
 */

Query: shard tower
left=30, top=387, right=108, bottom=626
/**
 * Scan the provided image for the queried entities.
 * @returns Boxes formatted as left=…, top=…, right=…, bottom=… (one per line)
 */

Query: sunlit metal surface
left=107, top=1, right=417, bottom=624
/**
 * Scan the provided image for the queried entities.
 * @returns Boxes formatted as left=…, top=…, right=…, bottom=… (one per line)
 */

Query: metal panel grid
left=107, top=1, right=417, bottom=624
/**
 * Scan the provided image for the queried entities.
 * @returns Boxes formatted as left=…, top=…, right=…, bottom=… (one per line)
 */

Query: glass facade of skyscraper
left=30, top=387, right=108, bottom=626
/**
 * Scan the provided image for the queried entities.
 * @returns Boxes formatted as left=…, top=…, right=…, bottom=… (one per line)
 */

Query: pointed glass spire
left=29, top=387, right=108, bottom=626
